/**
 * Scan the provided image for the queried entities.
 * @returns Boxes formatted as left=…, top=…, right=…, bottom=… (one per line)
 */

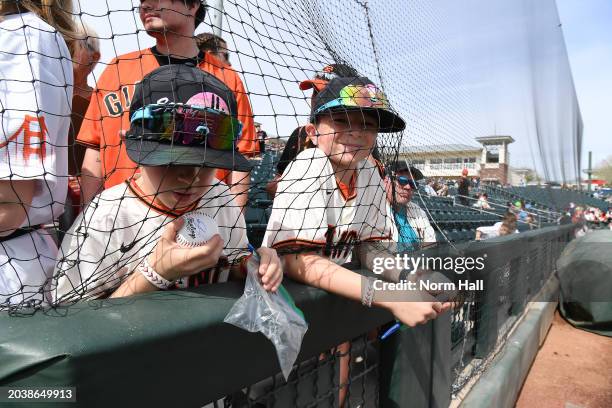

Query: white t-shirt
left=476, top=222, right=519, bottom=240
left=263, top=148, right=391, bottom=265
left=0, top=12, right=72, bottom=307
left=53, top=181, right=250, bottom=303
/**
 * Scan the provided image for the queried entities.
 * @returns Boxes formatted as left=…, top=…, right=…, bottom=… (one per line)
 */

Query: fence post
left=379, top=311, right=451, bottom=408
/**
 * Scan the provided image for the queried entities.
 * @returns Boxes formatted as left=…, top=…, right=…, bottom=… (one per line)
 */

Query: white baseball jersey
left=53, top=180, right=249, bottom=303
left=0, top=12, right=72, bottom=307
left=263, top=148, right=391, bottom=265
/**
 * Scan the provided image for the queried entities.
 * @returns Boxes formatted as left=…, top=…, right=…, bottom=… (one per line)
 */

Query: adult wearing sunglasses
left=385, top=161, right=436, bottom=249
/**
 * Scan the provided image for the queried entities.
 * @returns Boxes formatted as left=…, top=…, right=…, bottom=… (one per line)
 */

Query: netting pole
left=207, top=0, right=224, bottom=37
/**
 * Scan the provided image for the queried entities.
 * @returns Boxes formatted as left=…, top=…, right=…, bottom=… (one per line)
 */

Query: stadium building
left=400, top=135, right=515, bottom=184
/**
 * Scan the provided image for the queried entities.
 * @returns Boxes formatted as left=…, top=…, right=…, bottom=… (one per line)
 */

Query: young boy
left=53, top=65, right=282, bottom=302
left=264, top=76, right=451, bottom=324
left=263, top=76, right=451, bottom=404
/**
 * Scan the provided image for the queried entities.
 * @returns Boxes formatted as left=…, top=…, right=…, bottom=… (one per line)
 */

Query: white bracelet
left=139, top=258, right=174, bottom=290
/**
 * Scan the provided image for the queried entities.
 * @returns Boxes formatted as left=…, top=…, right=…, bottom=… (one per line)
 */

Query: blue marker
left=380, top=321, right=402, bottom=340
left=247, top=243, right=260, bottom=261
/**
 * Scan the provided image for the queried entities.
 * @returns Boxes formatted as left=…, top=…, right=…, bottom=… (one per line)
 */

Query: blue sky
left=556, top=0, right=612, bottom=169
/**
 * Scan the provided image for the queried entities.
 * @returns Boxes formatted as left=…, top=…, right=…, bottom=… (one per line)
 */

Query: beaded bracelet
left=361, top=276, right=376, bottom=307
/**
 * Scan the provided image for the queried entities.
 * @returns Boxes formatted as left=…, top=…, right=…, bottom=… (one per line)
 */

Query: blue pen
left=380, top=321, right=402, bottom=340
left=247, top=243, right=260, bottom=261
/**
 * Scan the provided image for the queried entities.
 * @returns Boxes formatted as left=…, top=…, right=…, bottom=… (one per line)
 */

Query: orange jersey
left=77, top=49, right=256, bottom=189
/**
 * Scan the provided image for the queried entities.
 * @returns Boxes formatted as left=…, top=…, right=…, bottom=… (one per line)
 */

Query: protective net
left=0, top=0, right=594, bottom=405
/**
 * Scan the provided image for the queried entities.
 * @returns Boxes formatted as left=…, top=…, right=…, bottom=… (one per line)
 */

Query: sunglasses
left=397, top=175, right=416, bottom=189
left=315, top=84, right=390, bottom=114
left=129, top=103, right=242, bottom=151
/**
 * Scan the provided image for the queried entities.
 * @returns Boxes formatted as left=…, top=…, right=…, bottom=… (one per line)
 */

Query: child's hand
left=384, top=300, right=448, bottom=327
left=256, top=247, right=282, bottom=292
left=148, top=218, right=224, bottom=281
left=381, top=287, right=453, bottom=327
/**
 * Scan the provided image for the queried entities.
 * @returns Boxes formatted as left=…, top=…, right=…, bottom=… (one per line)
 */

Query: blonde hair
left=74, top=21, right=100, bottom=54
left=1, top=0, right=77, bottom=56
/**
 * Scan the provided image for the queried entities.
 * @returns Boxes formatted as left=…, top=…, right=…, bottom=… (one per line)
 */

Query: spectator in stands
left=475, top=212, right=518, bottom=240
left=54, top=65, right=282, bottom=302
left=517, top=205, right=528, bottom=222
left=572, top=206, right=588, bottom=237
left=195, top=32, right=230, bottom=65
left=473, top=193, right=491, bottom=210
left=78, top=0, right=255, bottom=208
left=435, top=179, right=449, bottom=196
left=525, top=213, right=536, bottom=229
left=0, top=0, right=75, bottom=307
left=471, top=177, right=478, bottom=190
left=255, top=122, right=267, bottom=155
left=385, top=161, right=436, bottom=247
left=424, top=179, right=438, bottom=196
left=457, top=168, right=470, bottom=206
left=558, top=210, right=572, bottom=225
left=584, top=208, right=596, bottom=223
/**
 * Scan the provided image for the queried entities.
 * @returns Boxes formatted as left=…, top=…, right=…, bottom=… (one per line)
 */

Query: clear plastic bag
left=224, top=256, right=308, bottom=380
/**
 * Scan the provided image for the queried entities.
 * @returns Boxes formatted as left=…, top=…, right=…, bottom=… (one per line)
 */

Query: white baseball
left=176, top=211, right=219, bottom=247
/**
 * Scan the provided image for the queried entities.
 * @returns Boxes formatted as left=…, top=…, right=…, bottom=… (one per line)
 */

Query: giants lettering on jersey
left=323, top=224, right=359, bottom=262
left=103, top=85, right=134, bottom=117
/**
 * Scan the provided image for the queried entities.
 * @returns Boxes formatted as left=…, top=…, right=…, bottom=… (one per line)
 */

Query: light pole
left=207, top=0, right=224, bottom=37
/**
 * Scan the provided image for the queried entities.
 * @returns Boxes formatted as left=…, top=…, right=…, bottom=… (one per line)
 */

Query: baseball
left=176, top=211, right=219, bottom=247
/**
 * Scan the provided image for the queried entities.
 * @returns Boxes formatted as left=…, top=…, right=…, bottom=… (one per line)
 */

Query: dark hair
left=179, top=0, right=206, bottom=28
left=276, top=126, right=309, bottom=175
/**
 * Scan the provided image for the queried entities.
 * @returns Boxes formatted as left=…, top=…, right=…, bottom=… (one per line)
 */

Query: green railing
left=0, top=225, right=575, bottom=408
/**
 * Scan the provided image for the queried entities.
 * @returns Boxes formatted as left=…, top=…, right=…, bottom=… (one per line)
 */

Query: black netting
left=0, top=0, right=602, bottom=405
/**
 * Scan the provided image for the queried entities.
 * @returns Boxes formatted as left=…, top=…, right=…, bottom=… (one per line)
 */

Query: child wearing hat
left=264, top=75, right=451, bottom=325
left=263, top=76, right=451, bottom=403
left=53, top=65, right=282, bottom=302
